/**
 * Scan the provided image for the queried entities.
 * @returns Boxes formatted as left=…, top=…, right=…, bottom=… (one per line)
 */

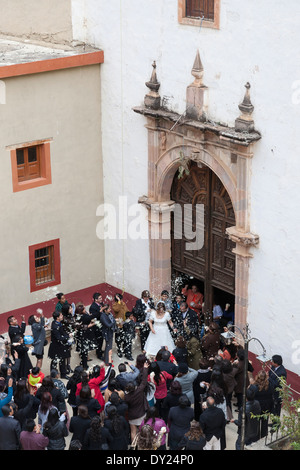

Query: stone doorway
left=134, top=53, right=261, bottom=330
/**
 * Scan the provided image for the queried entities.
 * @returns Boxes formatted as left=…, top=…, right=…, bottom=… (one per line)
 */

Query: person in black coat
left=48, top=311, right=71, bottom=379
left=89, top=292, right=105, bottom=359
left=122, top=312, right=140, bottom=361
left=161, top=380, right=183, bottom=423
left=0, top=403, right=22, bottom=450
left=83, top=415, right=113, bottom=450
left=7, top=315, right=26, bottom=355
left=104, top=405, right=130, bottom=450
left=156, top=349, right=178, bottom=387
left=13, top=378, right=40, bottom=424
left=100, top=305, right=116, bottom=365
left=66, top=366, right=84, bottom=416
left=199, top=396, right=226, bottom=450
left=193, top=359, right=212, bottom=420
left=11, top=335, right=33, bottom=380
left=268, top=354, right=287, bottom=417
left=69, top=404, right=91, bottom=446
left=132, top=290, right=155, bottom=351
left=168, top=394, right=194, bottom=450
left=175, top=302, right=200, bottom=341
left=172, top=336, right=188, bottom=365
left=75, top=305, right=97, bottom=370
left=249, top=370, right=274, bottom=438
left=35, top=375, right=66, bottom=415
left=231, top=387, right=261, bottom=450
left=75, top=385, right=101, bottom=418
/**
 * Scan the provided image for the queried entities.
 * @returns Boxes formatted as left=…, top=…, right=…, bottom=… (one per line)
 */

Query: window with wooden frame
left=178, top=0, right=220, bottom=29
left=29, top=239, right=61, bottom=292
left=8, top=138, right=52, bottom=192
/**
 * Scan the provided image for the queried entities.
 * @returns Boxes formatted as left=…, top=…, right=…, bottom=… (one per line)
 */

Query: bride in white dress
left=144, top=302, right=176, bottom=357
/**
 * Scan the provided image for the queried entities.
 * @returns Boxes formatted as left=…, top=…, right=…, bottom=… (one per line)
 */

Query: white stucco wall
left=71, top=0, right=300, bottom=374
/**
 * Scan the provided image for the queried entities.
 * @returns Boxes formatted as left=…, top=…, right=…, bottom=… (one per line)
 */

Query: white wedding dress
left=144, top=310, right=175, bottom=357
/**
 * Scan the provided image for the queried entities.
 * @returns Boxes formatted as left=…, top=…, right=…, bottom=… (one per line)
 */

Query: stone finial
left=191, top=50, right=204, bottom=87
left=144, top=61, right=161, bottom=110
left=186, top=50, right=208, bottom=121
left=235, top=82, right=255, bottom=132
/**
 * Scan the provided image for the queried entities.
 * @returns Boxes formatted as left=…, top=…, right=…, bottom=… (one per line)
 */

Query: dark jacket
left=268, top=365, right=287, bottom=404
left=168, top=405, right=194, bottom=449
left=0, top=416, right=21, bottom=450
left=124, top=368, right=149, bottom=421
left=48, top=320, right=70, bottom=360
left=234, top=399, right=261, bottom=443
left=250, top=383, right=274, bottom=413
left=69, top=415, right=91, bottom=444
left=43, top=419, right=69, bottom=450
left=103, top=415, right=130, bottom=450
left=83, top=426, right=113, bottom=450
left=161, top=392, right=183, bottom=423
left=199, top=405, right=226, bottom=440
left=75, top=396, right=101, bottom=418
left=175, top=308, right=200, bottom=340
left=132, top=298, right=155, bottom=323
left=156, top=360, right=178, bottom=378
left=8, top=322, right=26, bottom=348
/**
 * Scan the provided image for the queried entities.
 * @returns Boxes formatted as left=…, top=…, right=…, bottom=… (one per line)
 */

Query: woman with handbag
left=83, top=415, right=113, bottom=450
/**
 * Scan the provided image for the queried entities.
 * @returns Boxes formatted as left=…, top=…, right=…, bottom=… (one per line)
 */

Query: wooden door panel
left=171, top=161, right=235, bottom=309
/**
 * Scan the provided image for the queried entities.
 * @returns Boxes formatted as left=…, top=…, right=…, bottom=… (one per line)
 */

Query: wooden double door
left=171, top=161, right=236, bottom=313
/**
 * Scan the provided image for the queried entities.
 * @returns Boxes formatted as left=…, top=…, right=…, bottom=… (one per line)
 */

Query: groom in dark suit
left=175, top=301, right=200, bottom=341
left=132, top=290, right=155, bottom=351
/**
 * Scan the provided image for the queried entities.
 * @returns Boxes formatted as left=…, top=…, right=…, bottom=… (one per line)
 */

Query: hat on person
left=178, top=363, right=188, bottom=374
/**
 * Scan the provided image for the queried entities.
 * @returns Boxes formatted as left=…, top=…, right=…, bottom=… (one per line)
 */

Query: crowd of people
left=0, top=284, right=287, bottom=451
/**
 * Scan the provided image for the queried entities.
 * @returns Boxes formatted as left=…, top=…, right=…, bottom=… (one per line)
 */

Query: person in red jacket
left=75, top=364, right=106, bottom=412
left=181, top=284, right=204, bottom=321
left=148, top=362, right=173, bottom=418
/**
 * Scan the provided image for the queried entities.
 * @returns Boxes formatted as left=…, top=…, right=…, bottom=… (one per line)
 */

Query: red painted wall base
left=0, top=282, right=138, bottom=334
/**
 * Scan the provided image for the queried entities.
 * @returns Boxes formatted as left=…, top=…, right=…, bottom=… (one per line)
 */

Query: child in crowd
left=28, top=367, right=45, bottom=395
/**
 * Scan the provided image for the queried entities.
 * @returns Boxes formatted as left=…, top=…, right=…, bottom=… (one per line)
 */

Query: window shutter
left=186, top=0, right=215, bottom=21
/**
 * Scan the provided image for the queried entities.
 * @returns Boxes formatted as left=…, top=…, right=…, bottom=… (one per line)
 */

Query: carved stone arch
left=156, top=144, right=238, bottom=219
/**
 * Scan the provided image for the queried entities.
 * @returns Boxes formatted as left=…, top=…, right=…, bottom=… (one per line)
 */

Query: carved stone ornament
left=144, top=61, right=161, bottom=110
left=226, top=226, right=259, bottom=247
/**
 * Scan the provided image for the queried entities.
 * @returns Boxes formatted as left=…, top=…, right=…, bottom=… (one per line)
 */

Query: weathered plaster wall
left=71, top=0, right=300, bottom=373
left=0, top=0, right=73, bottom=44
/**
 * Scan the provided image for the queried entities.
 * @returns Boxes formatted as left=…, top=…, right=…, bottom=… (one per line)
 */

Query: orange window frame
left=29, top=239, right=61, bottom=292
left=9, top=139, right=52, bottom=192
